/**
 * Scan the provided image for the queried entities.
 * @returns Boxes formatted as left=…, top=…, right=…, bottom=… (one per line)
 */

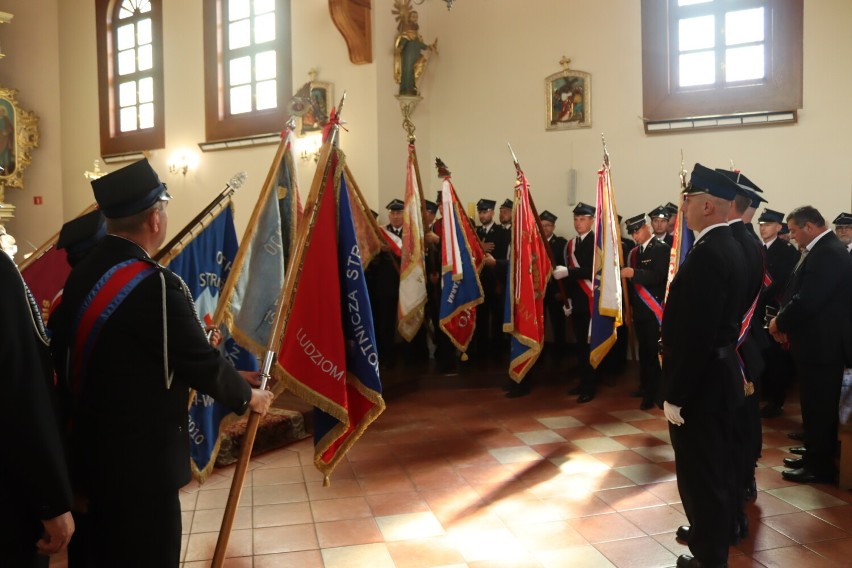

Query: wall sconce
left=168, top=150, right=199, bottom=176
left=297, top=136, right=321, bottom=163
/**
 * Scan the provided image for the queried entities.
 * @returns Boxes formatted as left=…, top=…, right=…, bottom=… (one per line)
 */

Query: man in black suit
left=833, top=212, right=852, bottom=257
left=474, top=198, right=510, bottom=360
left=50, top=159, right=273, bottom=568
left=757, top=209, right=799, bottom=418
left=541, top=210, right=569, bottom=365
left=662, top=164, right=747, bottom=568
left=559, top=202, right=599, bottom=403
left=621, top=214, right=669, bottom=410
left=1, top=251, right=75, bottom=567
left=649, top=205, right=674, bottom=246
left=770, top=206, right=852, bottom=484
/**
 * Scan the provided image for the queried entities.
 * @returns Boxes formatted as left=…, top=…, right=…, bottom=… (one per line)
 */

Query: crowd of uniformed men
left=2, top=157, right=851, bottom=568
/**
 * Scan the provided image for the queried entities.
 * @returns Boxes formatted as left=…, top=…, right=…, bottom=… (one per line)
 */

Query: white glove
left=663, top=401, right=685, bottom=426
left=562, top=299, right=573, bottom=317
left=552, top=265, right=569, bottom=280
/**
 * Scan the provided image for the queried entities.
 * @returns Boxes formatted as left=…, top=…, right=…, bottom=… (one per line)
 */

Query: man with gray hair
left=769, top=206, right=852, bottom=484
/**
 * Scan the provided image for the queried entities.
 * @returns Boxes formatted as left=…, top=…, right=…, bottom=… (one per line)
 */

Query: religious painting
left=293, top=80, right=334, bottom=137
left=545, top=60, right=592, bottom=131
left=0, top=87, right=39, bottom=189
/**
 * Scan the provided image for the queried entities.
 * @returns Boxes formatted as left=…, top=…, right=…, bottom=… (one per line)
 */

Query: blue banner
left=314, top=174, right=385, bottom=478
left=167, top=206, right=259, bottom=480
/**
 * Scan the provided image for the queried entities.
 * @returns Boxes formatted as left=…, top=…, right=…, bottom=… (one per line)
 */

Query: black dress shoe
left=782, top=467, right=836, bottom=484
left=787, top=431, right=805, bottom=441
left=783, top=457, right=804, bottom=468
left=567, top=385, right=582, bottom=396
left=760, top=403, right=784, bottom=418
left=577, top=393, right=595, bottom=404
left=676, top=523, right=741, bottom=546
left=676, top=553, right=727, bottom=568
left=675, top=525, right=690, bottom=541
left=639, top=399, right=654, bottom=410
left=789, top=446, right=806, bottom=455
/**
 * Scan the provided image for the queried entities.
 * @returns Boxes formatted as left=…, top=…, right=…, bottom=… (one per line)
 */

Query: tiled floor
left=51, top=363, right=852, bottom=567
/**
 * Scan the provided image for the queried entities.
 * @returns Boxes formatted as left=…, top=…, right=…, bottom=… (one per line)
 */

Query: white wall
left=2, top=0, right=850, bottom=249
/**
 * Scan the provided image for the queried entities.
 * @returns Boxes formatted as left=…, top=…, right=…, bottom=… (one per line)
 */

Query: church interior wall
left=0, top=0, right=849, bottom=250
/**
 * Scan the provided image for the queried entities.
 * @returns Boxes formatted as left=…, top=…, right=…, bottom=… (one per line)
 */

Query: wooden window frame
left=202, top=0, right=292, bottom=143
left=642, top=0, right=803, bottom=123
left=96, top=0, right=165, bottom=157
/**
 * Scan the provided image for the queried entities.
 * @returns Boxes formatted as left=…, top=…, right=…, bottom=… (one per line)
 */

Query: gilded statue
left=393, top=0, right=437, bottom=96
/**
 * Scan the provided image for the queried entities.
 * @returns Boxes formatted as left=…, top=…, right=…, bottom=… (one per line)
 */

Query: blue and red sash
left=71, top=259, right=158, bottom=390
left=566, top=238, right=593, bottom=312
left=628, top=247, right=664, bottom=325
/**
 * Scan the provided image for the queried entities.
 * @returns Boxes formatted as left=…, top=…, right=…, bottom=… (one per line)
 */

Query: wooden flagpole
left=211, top=95, right=346, bottom=567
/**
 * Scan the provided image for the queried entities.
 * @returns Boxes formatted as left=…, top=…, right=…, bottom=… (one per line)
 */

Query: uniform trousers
left=634, top=319, right=661, bottom=404
left=670, top=409, right=736, bottom=567
left=762, top=342, right=795, bottom=408
left=798, top=362, right=844, bottom=476
left=75, top=490, right=182, bottom=568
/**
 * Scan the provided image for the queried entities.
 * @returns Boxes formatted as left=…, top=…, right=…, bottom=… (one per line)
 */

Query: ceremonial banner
left=397, top=145, right=427, bottom=341
left=21, top=245, right=69, bottom=322
left=166, top=205, right=259, bottom=482
left=218, top=139, right=291, bottom=364
left=588, top=163, right=623, bottom=368
left=314, top=174, right=385, bottom=478
left=438, top=176, right=484, bottom=354
left=503, top=168, right=551, bottom=382
left=343, top=167, right=384, bottom=268
left=664, top=192, right=694, bottom=303
left=277, top=128, right=301, bottom=265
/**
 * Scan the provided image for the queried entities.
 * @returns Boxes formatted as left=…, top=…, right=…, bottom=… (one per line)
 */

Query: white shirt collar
left=577, top=230, right=591, bottom=241
left=763, top=236, right=777, bottom=249
left=694, top=222, right=729, bottom=243
left=728, top=218, right=743, bottom=225
left=482, top=222, right=494, bottom=232
left=806, top=228, right=831, bottom=251
left=639, top=236, right=653, bottom=251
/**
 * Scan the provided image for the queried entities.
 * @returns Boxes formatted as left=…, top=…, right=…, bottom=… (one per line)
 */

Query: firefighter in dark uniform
left=756, top=209, right=799, bottom=418
left=1, top=249, right=75, bottom=566
left=498, top=198, right=513, bottom=230
left=49, top=159, right=273, bottom=568
left=556, top=202, right=599, bottom=403
left=662, top=164, right=747, bottom=568
left=373, top=199, right=404, bottom=368
left=664, top=201, right=679, bottom=242
left=717, top=169, right=768, bottom=540
left=833, top=212, right=852, bottom=256
left=541, top=210, right=568, bottom=366
left=474, top=199, right=510, bottom=360
left=620, top=214, right=669, bottom=410
left=649, top=205, right=674, bottom=246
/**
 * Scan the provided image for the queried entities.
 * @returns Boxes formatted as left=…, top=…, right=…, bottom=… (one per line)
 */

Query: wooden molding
left=329, top=0, right=372, bottom=65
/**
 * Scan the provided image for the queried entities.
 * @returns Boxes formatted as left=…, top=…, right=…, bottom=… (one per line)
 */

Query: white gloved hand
left=663, top=401, right=685, bottom=426
left=552, top=265, right=569, bottom=280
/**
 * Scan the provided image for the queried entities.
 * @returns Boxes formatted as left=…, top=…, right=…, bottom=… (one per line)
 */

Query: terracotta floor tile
left=251, top=465, right=304, bottom=486
left=630, top=418, right=670, bottom=432
left=251, top=483, right=307, bottom=506
left=357, top=472, right=418, bottom=495
left=447, top=527, right=530, bottom=563
left=365, top=491, right=431, bottom=517
left=620, top=505, right=688, bottom=535
left=537, top=415, right=586, bottom=429
left=385, top=536, right=466, bottom=568
left=510, top=519, right=588, bottom=550
left=766, top=485, right=848, bottom=511
left=615, top=463, right=677, bottom=485
left=513, top=429, right=568, bottom=445
left=309, top=496, right=373, bottom=522
left=535, top=544, right=617, bottom=567
left=631, top=444, right=676, bottom=463
left=607, top=409, right=657, bottom=422
left=553, top=426, right=607, bottom=440
left=610, top=433, right=667, bottom=449
left=194, top=487, right=253, bottom=510
left=745, top=492, right=801, bottom=519
left=375, top=511, right=446, bottom=541
left=572, top=437, right=629, bottom=454
left=752, top=544, right=839, bottom=567
left=253, top=523, right=319, bottom=555
left=252, top=549, right=324, bottom=568
left=805, top=536, right=852, bottom=565
left=321, top=542, right=396, bottom=568
left=190, top=506, right=252, bottom=533
left=184, top=528, right=252, bottom=562
left=591, top=450, right=652, bottom=468
left=252, top=501, right=313, bottom=528
left=643, top=480, right=683, bottom=505
left=595, top=486, right=668, bottom=511
left=594, top=535, right=678, bottom=568
left=761, top=511, right=848, bottom=544
left=808, top=505, right=852, bottom=533
left=183, top=557, right=253, bottom=568
left=567, top=512, right=645, bottom=543
left=591, top=422, right=644, bottom=437
left=315, top=517, right=384, bottom=548
left=348, top=458, right=405, bottom=478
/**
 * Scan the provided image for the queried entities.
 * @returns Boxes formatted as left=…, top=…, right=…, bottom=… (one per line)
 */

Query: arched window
left=203, top=0, right=292, bottom=144
left=96, top=0, right=165, bottom=156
